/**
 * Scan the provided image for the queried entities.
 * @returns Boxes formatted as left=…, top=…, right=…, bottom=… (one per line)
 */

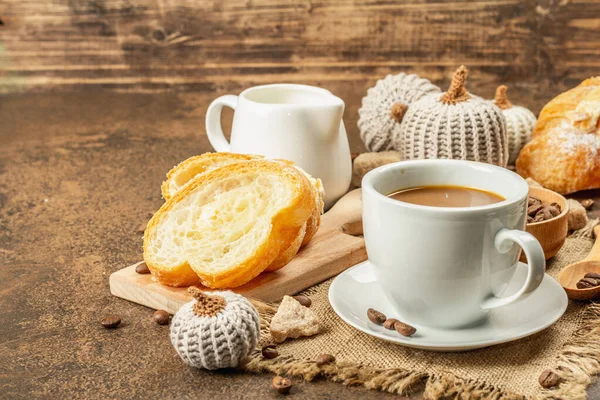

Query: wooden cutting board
left=110, top=189, right=365, bottom=314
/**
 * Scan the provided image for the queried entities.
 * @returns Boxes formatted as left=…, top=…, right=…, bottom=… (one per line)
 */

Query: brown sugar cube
left=352, top=152, right=401, bottom=187
left=567, top=199, right=588, bottom=231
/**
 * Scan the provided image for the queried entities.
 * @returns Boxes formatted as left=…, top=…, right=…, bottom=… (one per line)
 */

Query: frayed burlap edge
left=547, top=302, right=600, bottom=399
left=245, top=220, right=600, bottom=400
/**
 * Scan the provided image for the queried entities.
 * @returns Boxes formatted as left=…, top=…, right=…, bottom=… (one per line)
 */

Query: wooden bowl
left=523, top=186, right=569, bottom=261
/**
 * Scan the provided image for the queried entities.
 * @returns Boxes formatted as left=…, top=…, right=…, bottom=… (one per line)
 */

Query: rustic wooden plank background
left=1, top=0, right=599, bottom=151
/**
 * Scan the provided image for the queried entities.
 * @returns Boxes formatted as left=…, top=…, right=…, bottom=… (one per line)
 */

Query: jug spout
left=303, top=91, right=345, bottom=142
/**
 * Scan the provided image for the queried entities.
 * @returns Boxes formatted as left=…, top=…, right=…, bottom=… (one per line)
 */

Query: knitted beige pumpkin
left=394, top=66, right=508, bottom=167
left=358, top=73, right=441, bottom=152
left=170, top=288, right=260, bottom=370
left=493, top=85, right=537, bottom=165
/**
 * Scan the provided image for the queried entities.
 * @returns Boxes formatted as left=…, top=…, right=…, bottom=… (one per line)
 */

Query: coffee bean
left=576, top=278, right=600, bottom=289
left=394, top=321, right=416, bottom=337
left=383, top=318, right=399, bottom=330
left=153, top=310, right=170, bottom=325
left=527, top=216, right=534, bottom=224
left=582, top=277, right=600, bottom=286
left=538, top=369, right=562, bottom=388
left=527, top=204, right=543, bottom=217
left=101, top=315, right=121, bottom=329
left=367, top=308, right=386, bottom=325
left=533, top=207, right=554, bottom=222
left=135, top=262, right=150, bottom=274
left=315, top=354, right=335, bottom=366
left=293, top=295, right=311, bottom=307
left=547, top=205, right=561, bottom=217
left=537, top=207, right=555, bottom=221
left=581, top=199, right=594, bottom=210
left=262, top=345, right=279, bottom=359
left=584, top=272, right=600, bottom=280
left=528, top=196, right=542, bottom=207
left=577, top=279, right=595, bottom=289
left=271, top=376, right=292, bottom=394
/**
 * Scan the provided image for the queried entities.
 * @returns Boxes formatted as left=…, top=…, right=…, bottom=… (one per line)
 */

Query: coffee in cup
left=388, top=185, right=505, bottom=208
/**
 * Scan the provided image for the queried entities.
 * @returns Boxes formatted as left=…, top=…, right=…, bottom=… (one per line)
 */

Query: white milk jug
left=205, top=83, right=352, bottom=209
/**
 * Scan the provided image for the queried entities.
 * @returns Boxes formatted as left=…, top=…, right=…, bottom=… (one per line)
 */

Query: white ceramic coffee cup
left=205, top=84, right=352, bottom=209
left=362, top=159, right=546, bottom=329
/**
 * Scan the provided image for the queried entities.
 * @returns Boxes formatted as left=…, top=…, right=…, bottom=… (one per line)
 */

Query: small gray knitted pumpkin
left=358, top=73, right=441, bottom=152
left=170, top=287, right=260, bottom=370
left=493, top=85, right=537, bottom=165
left=394, top=66, right=508, bottom=167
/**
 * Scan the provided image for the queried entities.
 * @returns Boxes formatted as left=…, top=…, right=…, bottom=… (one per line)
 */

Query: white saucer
left=328, top=261, right=568, bottom=351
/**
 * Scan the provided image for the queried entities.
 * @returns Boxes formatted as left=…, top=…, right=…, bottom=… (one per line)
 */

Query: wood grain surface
left=2, top=0, right=600, bottom=152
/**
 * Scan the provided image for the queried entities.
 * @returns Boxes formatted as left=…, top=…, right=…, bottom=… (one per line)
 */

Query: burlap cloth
left=245, top=221, right=600, bottom=399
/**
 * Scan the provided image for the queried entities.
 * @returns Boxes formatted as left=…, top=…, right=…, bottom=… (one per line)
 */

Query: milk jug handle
left=205, top=95, right=238, bottom=152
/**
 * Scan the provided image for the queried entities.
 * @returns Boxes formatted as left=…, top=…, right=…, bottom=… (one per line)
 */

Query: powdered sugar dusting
left=552, top=130, right=600, bottom=156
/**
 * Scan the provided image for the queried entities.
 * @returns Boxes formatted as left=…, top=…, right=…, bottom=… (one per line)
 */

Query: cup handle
left=481, top=228, right=546, bottom=310
left=205, top=94, right=238, bottom=152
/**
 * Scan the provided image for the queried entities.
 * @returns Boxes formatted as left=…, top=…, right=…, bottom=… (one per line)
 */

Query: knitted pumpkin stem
left=440, top=65, right=471, bottom=105
left=494, top=85, right=513, bottom=110
left=390, top=102, right=408, bottom=123
left=188, top=287, right=226, bottom=317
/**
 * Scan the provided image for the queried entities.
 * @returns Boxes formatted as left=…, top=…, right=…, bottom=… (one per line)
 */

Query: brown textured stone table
left=1, top=92, right=599, bottom=399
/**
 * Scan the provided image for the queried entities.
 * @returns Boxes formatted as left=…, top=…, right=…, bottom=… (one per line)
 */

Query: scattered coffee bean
left=527, top=204, right=543, bottom=217
left=528, top=196, right=542, bottom=207
left=584, top=272, right=600, bottom=280
left=293, top=295, right=311, bottom=307
left=101, top=315, right=121, bottom=329
left=262, top=345, right=279, bottom=359
left=538, top=369, right=562, bottom=388
left=394, top=321, right=417, bottom=337
left=315, top=354, right=335, bottom=366
left=576, top=277, right=600, bottom=289
left=135, top=262, right=150, bottom=274
left=581, top=199, right=594, bottom=210
left=153, top=310, right=170, bottom=325
left=367, top=308, right=386, bottom=325
left=383, top=318, right=399, bottom=330
left=272, top=376, right=292, bottom=394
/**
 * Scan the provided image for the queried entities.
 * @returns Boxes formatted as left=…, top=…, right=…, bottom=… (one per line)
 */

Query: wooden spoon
left=557, top=225, right=600, bottom=300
